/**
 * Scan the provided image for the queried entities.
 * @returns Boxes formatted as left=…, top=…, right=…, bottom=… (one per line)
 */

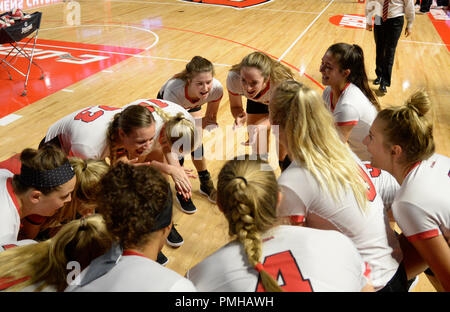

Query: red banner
left=0, top=0, right=63, bottom=13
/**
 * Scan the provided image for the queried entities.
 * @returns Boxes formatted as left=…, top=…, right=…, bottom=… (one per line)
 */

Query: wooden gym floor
left=0, top=0, right=449, bottom=292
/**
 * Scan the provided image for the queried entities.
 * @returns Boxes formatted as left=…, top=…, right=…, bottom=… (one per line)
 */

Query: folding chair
left=0, top=11, right=44, bottom=96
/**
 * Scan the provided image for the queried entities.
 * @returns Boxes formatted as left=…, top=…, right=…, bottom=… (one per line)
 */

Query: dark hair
left=96, top=162, right=170, bottom=249
left=12, top=145, right=69, bottom=195
left=106, top=105, right=155, bottom=163
left=327, top=43, right=380, bottom=111
left=173, top=56, right=215, bottom=81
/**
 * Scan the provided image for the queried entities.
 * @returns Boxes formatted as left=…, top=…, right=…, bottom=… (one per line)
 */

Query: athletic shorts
left=246, top=98, right=269, bottom=114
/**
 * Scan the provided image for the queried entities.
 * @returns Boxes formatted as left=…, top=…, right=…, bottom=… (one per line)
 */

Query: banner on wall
left=0, top=0, right=63, bottom=13
left=180, top=0, right=274, bottom=9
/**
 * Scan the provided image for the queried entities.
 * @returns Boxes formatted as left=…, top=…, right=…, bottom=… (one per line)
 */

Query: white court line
left=400, top=40, right=449, bottom=47
left=62, top=89, right=74, bottom=93
left=15, top=42, right=232, bottom=67
left=278, top=0, right=335, bottom=62
left=40, top=25, right=159, bottom=51
left=0, top=114, right=22, bottom=126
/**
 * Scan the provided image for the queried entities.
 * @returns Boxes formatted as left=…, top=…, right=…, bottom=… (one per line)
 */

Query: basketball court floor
left=0, top=0, right=449, bottom=292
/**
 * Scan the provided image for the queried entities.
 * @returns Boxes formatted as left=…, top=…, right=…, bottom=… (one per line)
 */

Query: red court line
left=0, top=21, right=324, bottom=120
left=44, top=20, right=325, bottom=89
left=427, top=11, right=450, bottom=52
left=158, top=25, right=325, bottom=90
left=72, top=20, right=324, bottom=89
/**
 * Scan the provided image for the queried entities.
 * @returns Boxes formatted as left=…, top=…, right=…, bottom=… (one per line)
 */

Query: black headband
left=151, top=187, right=173, bottom=231
left=18, top=160, right=75, bottom=189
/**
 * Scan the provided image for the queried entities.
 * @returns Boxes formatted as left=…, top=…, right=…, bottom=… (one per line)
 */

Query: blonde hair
left=40, top=158, right=110, bottom=231
left=377, top=90, right=435, bottom=165
left=270, top=80, right=368, bottom=212
left=231, top=51, right=294, bottom=84
left=147, top=103, right=196, bottom=154
left=173, top=56, right=215, bottom=82
left=0, top=214, right=112, bottom=292
left=217, top=156, right=283, bottom=292
left=106, top=105, right=155, bottom=163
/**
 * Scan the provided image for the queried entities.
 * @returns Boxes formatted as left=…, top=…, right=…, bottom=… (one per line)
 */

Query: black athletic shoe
left=176, top=192, right=197, bottom=214
left=166, top=224, right=184, bottom=247
left=157, top=251, right=169, bottom=266
left=374, top=77, right=382, bottom=85
left=199, top=173, right=217, bottom=204
left=379, top=83, right=387, bottom=93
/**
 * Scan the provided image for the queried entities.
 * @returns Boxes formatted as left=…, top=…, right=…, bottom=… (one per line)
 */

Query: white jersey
left=277, top=159, right=402, bottom=291
left=0, top=169, right=21, bottom=243
left=392, top=154, right=450, bottom=244
left=322, top=83, right=378, bottom=161
left=123, top=99, right=198, bottom=152
left=66, top=252, right=197, bottom=292
left=226, top=70, right=276, bottom=105
left=45, top=105, right=123, bottom=160
left=187, top=226, right=369, bottom=292
left=158, top=78, right=223, bottom=110
left=362, top=161, right=400, bottom=211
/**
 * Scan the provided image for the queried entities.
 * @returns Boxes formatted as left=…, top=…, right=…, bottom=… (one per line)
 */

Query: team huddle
left=0, top=43, right=449, bottom=292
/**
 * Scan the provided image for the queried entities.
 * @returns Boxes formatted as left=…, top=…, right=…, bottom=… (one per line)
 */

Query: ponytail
left=377, top=90, right=434, bottom=165
left=217, top=156, right=283, bottom=292
left=147, top=104, right=196, bottom=154
left=0, top=215, right=112, bottom=291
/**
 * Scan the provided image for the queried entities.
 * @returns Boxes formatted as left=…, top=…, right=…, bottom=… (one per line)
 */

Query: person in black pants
left=365, top=0, right=415, bottom=93
left=417, top=0, right=432, bottom=12
left=420, top=0, right=450, bottom=11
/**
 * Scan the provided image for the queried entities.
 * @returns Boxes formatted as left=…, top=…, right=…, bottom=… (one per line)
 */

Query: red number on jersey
left=358, top=166, right=377, bottom=202
left=137, top=99, right=169, bottom=113
left=364, top=163, right=381, bottom=178
left=255, top=250, right=313, bottom=292
left=74, top=106, right=120, bottom=123
left=1, top=244, right=17, bottom=250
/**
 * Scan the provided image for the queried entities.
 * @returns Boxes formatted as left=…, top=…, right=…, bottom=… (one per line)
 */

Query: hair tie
left=406, top=103, right=420, bottom=116
left=254, top=262, right=264, bottom=273
left=79, top=217, right=88, bottom=229
left=234, top=176, right=248, bottom=186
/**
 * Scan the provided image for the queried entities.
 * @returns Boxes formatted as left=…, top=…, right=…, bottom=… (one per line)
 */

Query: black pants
left=373, top=15, right=404, bottom=86
left=420, top=0, right=432, bottom=11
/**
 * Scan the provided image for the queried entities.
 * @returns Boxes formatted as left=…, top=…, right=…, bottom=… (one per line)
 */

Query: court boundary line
left=40, top=25, right=159, bottom=50
left=278, top=0, right=335, bottom=62
left=27, top=21, right=326, bottom=89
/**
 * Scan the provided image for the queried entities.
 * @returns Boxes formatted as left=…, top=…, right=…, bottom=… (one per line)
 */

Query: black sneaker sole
left=175, top=196, right=197, bottom=214
left=166, top=237, right=184, bottom=247
left=157, top=253, right=169, bottom=266
left=199, top=189, right=217, bottom=204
